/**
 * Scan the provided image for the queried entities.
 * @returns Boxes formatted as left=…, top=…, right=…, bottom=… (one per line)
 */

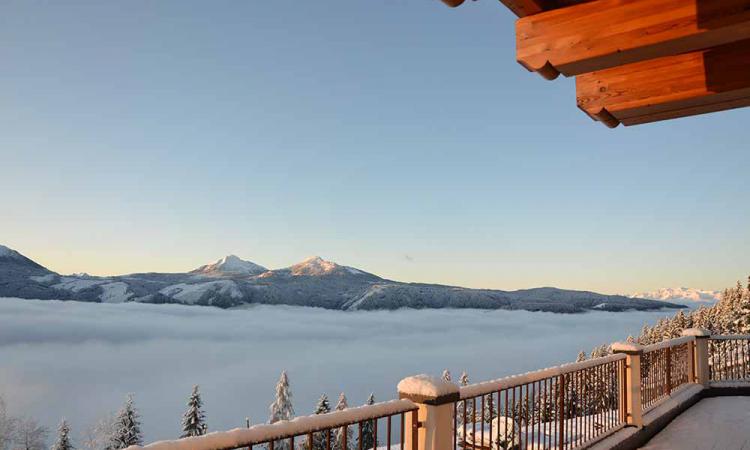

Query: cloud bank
left=0, top=298, right=673, bottom=444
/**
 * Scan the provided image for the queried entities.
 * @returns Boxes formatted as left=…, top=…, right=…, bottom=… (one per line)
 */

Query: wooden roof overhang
left=442, top=0, right=750, bottom=127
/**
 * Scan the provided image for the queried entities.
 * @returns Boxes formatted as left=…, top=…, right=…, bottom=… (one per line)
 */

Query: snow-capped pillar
left=682, top=328, right=711, bottom=386
left=397, top=375, right=460, bottom=450
left=612, top=342, right=644, bottom=428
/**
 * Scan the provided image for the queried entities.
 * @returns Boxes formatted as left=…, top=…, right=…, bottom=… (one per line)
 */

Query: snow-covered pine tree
left=181, top=385, right=207, bottom=438
left=52, top=419, right=73, bottom=450
left=311, top=395, right=331, bottom=450
left=733, top=286, right=750, bottom=334
left=441, top=370, right=452, bottom=383
left=268, top=371, right=295, bottom=450
left=359, top=394, right=377, bottom=450
left=482, top=394, right=497, bottom=424
left=109, top=394, right=142, bottom=450
left=576, top=351, right=587, bottom=362
left=269, top=371, right=295, bottom=424
left=314, top=395, right=331, bottom=415
left=333, top=393, right=351, bottom=450
left=456, top=372, right=473, bottom=425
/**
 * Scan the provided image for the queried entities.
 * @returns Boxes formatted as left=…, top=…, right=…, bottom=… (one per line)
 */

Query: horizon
left=2, top=1, right=748, bottom=295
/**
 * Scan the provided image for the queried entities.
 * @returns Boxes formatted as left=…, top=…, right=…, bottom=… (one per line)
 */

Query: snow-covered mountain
left=0, top=244, right=686, bottom=313
left=630, top=287, right=722, bottom=304
left=191, top=255, right=267, bottom=277
left=260, top=256, right=373, bottom=278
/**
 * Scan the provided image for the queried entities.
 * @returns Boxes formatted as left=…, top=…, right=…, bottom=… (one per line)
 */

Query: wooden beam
left=517, top=0, right=750, bottom=79
left=576, top=39, right=750, bottom=127
left=499, top=0, right=548, bottom=17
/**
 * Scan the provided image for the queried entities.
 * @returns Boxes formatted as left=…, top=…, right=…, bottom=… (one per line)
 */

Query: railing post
left=398, top=375, right=460, bottom=450
left=682, top=328, right=711, bottom=386
left=612, top=342, right=644, bottom=428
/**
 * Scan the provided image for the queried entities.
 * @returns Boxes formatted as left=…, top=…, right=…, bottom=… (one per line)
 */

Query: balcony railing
left=639, top=336, right=692, bottom=413
left=128, top=329, right=750, bottom=450
left=453, top=354, right=626, bottom=450
left=708, top=335, right=750, bottom=382
left=126, top=400, right=418, bottom=450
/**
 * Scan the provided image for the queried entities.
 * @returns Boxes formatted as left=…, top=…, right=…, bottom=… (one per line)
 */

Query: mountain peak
left=290, top=256, right=341, bottom=276
left=0, top=244, right=50, bottom=272
left=0, top=244, right=21, bottom=259
left=192, top=254, right=267, bottom=277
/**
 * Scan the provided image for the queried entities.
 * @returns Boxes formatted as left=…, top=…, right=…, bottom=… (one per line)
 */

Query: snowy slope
left=630, top=287, right=722, bottom=304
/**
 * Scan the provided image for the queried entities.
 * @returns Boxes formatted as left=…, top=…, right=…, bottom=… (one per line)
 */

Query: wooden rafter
left=517, top=0, right=750, bottom=79
left=576, top=39, right=750, bottom=127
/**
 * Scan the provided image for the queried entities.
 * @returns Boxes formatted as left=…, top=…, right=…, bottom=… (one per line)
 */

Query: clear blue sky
left=1, top=1, right=747, bottom=294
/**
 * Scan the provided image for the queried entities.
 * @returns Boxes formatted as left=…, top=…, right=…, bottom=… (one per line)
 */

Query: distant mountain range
left=630, top=287, right=722, bottom=304
left=0, top=244, right=685, bottom=313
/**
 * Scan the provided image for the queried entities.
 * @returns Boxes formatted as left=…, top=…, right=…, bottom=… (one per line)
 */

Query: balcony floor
left=639, top=396, right=750, bottom=450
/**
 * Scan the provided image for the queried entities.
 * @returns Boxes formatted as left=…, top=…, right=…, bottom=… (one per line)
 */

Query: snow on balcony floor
left=639, top=397, right=750, bottom=450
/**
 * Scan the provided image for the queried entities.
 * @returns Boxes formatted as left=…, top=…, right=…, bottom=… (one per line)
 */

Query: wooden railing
left=125, top=400, right=418, bottom=450
left=709, top=335, right=750, bottom=382
left=639, top=337, right=692, bottom=413
left=452, top=355, right=626, bottom=450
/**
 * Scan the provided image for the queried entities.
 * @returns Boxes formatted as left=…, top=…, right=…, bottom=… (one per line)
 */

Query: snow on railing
left=125, top=399, right=418, bottom=450
left=454, top=354, right=626, bottom=450
left=708, top=335, right=750, bottom=382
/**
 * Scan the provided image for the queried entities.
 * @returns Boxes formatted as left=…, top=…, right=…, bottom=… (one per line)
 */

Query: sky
left=0, top=1, right=748, bottom=295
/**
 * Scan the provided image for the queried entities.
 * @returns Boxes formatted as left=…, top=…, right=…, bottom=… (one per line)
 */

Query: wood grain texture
left=517, top=0, right=750, bottom=77
left=576, top=39, right=750, bottom=127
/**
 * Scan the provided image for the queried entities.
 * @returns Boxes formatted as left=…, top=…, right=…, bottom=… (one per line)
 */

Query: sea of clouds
left=0, top=298, right=674, bottom=444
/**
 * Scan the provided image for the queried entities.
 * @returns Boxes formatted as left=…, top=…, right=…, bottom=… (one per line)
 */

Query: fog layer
left=0, top=298, right=671, bottom=444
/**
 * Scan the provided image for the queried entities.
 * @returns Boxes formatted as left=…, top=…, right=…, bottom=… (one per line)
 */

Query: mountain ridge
left=630, top=287, right=722, bottom=304
left=0, top=244, right=686, bottom=313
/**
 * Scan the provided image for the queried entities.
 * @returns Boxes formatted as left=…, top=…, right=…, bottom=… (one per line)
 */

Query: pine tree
left=359, top=394, right=377, bottom=450
left=268, top=371, right=295, bottom=450
left=576, top=351, right=587, bottom=362
left=333, top=393, right=351, bottom=450
left=457, top=372, right=473, bottom=425
left=109, top=394, right=142, bottom=450
left=311, top=394, right=331, bottom=450
left=181, top=385, right=207, bottom=438
left=441, top=370, right=452, bottom=383
left=483, top=394, right=497, bottom=424
left=52, top=419, right=73, bottom=450
left=269, top=371, right=294, bottom=424
left=734, top=286, right=750, bottom=333
left=314, top=395, right=331, bottom=415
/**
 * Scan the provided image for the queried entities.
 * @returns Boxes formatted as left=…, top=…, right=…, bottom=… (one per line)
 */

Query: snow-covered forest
left=578, top=275, right=750, bottom=358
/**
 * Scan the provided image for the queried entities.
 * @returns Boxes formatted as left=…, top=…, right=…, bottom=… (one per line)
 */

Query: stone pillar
left=612, top=342, right=644, bottom=427
left=397, top=375, right=459, bottom=450
left=682, top=328, right=711, bottom=386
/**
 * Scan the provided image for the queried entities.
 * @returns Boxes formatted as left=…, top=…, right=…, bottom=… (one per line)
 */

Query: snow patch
left=30, top=274, right=56, bottom=283
left=99, top=282, right=132, bottom=304
left=52, top=277, right=105, bottom=292
left=159, top=280, right=243, bottom=304
left=397, top=374, right=458, bottom=398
